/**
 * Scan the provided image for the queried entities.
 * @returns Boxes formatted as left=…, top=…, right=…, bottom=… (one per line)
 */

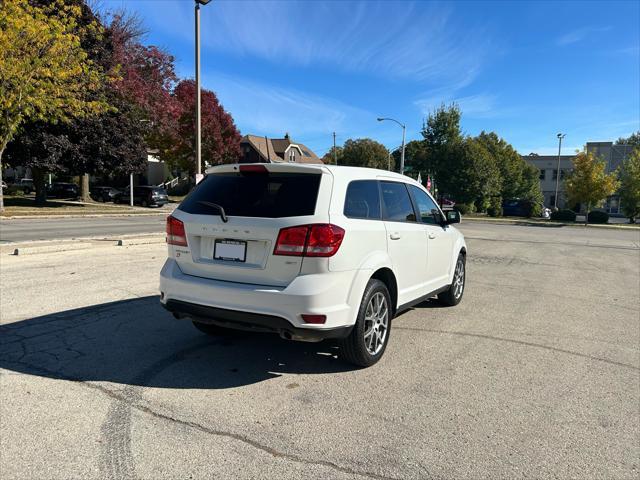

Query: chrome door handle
left=428, top=232, right=436, bottom=239
left=390, top=233, right=401, bottom=240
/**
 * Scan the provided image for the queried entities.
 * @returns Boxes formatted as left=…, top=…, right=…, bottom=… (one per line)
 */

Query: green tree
left=618, top=148, right=640, bottom=223
left=565, top=150, right=620, bottom=225
left=321, top=146, right=343, bottom=165
left=340, top=138, right=390, bottom=170
left=615, top=131, right=640, bottom=147
left=0, top=0, right=108, bottom=209
left=475, top=131, right=544, bottom=215
left=391, top=140, right=430, bottom=174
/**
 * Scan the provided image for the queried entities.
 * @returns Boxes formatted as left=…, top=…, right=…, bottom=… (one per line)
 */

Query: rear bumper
left=159, top=258, right=357, bottom=334
left=162, top=299, right=352, bottom=341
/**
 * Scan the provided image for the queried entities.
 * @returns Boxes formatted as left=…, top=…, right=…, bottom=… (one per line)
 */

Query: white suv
left=160, top=163, right=467, bottom=366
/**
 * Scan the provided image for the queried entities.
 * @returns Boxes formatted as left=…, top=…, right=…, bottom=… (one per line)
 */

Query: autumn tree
left=340, top=138, right=390, bottom=170
left=321, top=146, right=343, bottom=165
left=565, top=150, right=620, bottom=225
left=0, top=0, right=108, bottom=209
left=160, top=80, right=241, bottom=174
left=619, top=148, right=640, bottom=223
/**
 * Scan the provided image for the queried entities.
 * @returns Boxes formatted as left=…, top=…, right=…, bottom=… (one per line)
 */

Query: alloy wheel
left=363, top=292, right=389, bottom=355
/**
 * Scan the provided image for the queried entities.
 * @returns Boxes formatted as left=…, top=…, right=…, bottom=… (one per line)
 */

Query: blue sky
left=102, top=0, right=639, bottom=157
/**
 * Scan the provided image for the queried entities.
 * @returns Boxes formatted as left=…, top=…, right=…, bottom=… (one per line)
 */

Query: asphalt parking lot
left=1, top=222, right=638, bottom=479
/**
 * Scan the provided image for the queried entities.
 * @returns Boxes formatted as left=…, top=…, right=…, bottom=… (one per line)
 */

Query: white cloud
left=414, top=92, right=501, bottom=118
left=556, top=26, right=611, bottom=46
left=198, top=1, right=491, bottom=84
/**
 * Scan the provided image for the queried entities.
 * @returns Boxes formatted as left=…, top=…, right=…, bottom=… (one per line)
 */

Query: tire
left=192, top=320, right=242, bottom=336
left=438, top=252, right=466, bottom=306
left=141, top=199, right=148, bottom=208
left=339, top=279, right=392, bottom=367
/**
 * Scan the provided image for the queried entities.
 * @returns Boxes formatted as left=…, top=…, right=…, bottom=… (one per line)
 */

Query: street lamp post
left=195, top=0, right=212, bottom=183
left=377, top=117, right=406, bottom=174
left=554, top=133, right=566, bottom=209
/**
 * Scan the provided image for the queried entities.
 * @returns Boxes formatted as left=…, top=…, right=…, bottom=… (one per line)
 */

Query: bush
left=587, top=210, right=609, bottom=224
left=550, top=209, right=577, bottom=222
left=487, top=196, right=503, bottom=217
left=454, top=203, right=476, bottom=215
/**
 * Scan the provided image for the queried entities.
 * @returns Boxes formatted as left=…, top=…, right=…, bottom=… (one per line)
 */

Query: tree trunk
left=0, top=146, right=5, bottom=213
left=32, top=167, right=47, bottom=205
left=80, top=173, right=90, bottom=202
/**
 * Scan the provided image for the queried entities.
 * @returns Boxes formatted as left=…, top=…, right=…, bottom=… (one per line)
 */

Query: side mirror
left=446, top=210, right=461, bottom=224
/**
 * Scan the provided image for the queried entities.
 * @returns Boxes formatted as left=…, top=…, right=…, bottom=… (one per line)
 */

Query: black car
left=90, top=186, right=121, bottom=203
left=116, top=186, right=169, bottom=207
left=47, top=182, right=79, bottom=199
left=502, top=198, right=541, bottom=217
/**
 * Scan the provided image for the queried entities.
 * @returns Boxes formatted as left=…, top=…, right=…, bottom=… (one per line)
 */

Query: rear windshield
left=178, top=172, right=321, bottom=218
left=153, top=188, right=167, bottom=195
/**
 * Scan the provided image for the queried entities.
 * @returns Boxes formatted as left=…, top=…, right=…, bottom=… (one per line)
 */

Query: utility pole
left=333, top=132, right=337, bottom=164
left=195, top=2, right=201, bottom=180
left=554, top=133, right=566, bottom=209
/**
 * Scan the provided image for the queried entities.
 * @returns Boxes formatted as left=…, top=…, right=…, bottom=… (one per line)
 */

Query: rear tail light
left=239, top=164, right=268, bottom=174
left=273, top=224, right=345, bottom=257
left=301, top=314, right=327, bottom=324
left=166, top=215, right=188, bottom=246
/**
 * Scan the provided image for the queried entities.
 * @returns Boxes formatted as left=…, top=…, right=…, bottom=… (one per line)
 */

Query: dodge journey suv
left=161, top=163, right=467, bottom=366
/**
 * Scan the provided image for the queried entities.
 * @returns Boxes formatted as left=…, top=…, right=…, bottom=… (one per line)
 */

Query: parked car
left=12, top=178, right=33, bottom=194
left=90, top=186, right=121, bottom=203
left=47, top=182, right=79, bottom=199
left=160, top=163, right=467, bottom=367
left=115, top=186, right=169, bottom=207
left=502, top=198, right=533, bottom=217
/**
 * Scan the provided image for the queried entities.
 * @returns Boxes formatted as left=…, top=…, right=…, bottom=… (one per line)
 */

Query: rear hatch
left=171, top=164, right=331, bottom=287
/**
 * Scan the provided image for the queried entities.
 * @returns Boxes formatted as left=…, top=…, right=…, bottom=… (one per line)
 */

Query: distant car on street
left=90, top=186, right=121, bottom=203
left=12, top=178, right=34, bottom=194
left=115, top=186, right=169, bottom=207
left=47, top=182, right=79, bottom=199
left=502, top=198, right=534, bottom=217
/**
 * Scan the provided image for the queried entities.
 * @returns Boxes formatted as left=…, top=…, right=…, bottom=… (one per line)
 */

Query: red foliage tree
left=163, top=80, right=242, bottom=173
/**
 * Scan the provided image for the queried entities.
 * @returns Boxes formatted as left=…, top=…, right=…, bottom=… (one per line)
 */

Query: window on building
left=539, top=169, right=546, bottom=180
left=553, top=169, right=559, bottom=180
left=288, top=150, right=295, bottom=162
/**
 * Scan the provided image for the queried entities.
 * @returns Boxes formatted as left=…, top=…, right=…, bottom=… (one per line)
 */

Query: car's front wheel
left=339, top=279, right=391, bottom=367
left=438, top=252, right=466, bottom=306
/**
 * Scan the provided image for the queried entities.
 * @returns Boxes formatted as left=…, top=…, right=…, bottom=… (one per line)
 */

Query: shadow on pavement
left=0, top=296, right=355, bottom=389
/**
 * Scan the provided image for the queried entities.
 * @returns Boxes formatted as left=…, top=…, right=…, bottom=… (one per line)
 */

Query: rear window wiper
left=196, top=201, right=228, bottom=222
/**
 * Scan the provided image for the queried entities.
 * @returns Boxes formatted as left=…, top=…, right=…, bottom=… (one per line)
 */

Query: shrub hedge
left=550, top=209, right=577, bottom=222
left=587, top=210, right=609, bottom=224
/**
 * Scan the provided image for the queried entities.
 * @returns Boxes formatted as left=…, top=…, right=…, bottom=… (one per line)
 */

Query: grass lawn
left=1, top=196, right=168, bottom=217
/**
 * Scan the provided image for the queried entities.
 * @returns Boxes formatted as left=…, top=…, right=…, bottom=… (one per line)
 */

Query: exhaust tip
left=281, top=331, right=293, bottom=340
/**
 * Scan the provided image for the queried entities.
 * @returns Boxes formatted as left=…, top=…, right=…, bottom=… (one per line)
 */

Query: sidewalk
left=463, top=215, right=640, bottom=230
left=1, top=196, right=174, bottom=219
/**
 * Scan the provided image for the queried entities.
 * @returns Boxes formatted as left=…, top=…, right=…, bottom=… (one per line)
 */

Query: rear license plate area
left=214, top=239, right=247, bottom=262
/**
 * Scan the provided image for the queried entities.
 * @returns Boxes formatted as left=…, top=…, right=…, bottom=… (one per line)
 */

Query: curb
left=2, top=233, right=165, bottom=255
left=1, top=212, right=171, bottom=220
left=461, top=216, right=639, bottom=230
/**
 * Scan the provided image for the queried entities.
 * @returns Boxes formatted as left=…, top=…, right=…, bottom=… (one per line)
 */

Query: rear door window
left=344, top=180, right=381, bottom=219
left=179, top=172, right=321, bottom=218
left=380, top=182, right=416, bottom=222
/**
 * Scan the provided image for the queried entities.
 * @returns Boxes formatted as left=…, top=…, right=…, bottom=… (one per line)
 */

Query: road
left=2, top=213, right=638, bottom=244
left=0, top=223, right=638, bottom=479
left=0, top=215, right=167, bottom=243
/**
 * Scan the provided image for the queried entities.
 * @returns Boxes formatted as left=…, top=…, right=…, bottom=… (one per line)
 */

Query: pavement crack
left=393, top=326, right=640, bottom=371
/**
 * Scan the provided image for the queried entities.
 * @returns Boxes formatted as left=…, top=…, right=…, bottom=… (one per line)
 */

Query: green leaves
left=619, top=148, right=640, bottom=221
left=565, top=150, right=620, bottom=216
